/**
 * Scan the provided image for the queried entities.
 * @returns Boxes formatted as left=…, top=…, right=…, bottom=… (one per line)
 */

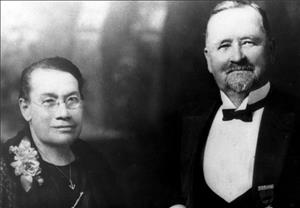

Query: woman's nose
left=54, top=102, right=70, bottom=119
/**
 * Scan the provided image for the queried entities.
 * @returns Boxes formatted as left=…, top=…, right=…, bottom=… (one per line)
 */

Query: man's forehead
left=206, top=6, right=265, bottom=45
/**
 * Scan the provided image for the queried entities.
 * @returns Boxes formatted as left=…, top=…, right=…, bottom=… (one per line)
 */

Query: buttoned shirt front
left=203, top=82, right=270, bottom=202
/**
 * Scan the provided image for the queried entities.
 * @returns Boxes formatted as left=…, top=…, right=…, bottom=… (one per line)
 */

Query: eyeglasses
left=32, top=95, right=82, bottom=111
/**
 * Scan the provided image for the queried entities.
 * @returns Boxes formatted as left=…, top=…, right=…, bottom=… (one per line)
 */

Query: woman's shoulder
left=2, top=130, right=25, bottom=153
left=0, top=144, right=18, bottom=208
left=0, top=130, right=23, bottom=174
left=72, top=139, right=102, bottom=158
left=72, top=139, right=109, bottom=168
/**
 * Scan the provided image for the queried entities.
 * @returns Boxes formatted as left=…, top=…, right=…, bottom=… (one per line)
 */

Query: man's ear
left=19, top=98, right=32, bottom=122
left=204, top=47, right=213, bottom=73
left=268, top=38, right=276, bottom=64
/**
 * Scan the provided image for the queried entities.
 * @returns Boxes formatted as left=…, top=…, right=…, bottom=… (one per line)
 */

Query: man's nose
left=230, top=44, right=245, bottom=63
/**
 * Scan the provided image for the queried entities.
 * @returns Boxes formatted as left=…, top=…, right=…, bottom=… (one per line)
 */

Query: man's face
left=20, top=68, right=83, bottom=147
left=204, top=6, right=271, bottom=94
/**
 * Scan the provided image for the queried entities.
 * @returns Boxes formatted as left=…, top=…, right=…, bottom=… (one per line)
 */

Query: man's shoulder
left=267, top=88, right=300, bottom=137
left=180, top=98, right=220, bottom=117
left=268, top=88, right=300, bottom=113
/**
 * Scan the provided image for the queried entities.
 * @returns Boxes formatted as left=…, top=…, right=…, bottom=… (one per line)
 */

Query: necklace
left=54, top=164, right=76, bottom=190
left=36, top=146, right=76, bottom=190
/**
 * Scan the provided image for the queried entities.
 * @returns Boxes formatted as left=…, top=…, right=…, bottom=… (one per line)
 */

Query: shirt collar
left=220, top=82, right=270, bottom=110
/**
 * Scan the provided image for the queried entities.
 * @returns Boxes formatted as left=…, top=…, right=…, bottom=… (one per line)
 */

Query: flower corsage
left=9, top=137, right=44, bottom=192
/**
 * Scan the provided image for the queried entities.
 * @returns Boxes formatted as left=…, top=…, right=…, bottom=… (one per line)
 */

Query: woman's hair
left=19, top=56, right=84, bottom=100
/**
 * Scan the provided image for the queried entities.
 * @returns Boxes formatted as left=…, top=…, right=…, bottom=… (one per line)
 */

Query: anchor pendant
left=69, top=180, right=76, bottom=190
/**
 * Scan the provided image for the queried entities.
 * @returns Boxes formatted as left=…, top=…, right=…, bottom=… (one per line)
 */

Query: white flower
left=9, top=137, right=43, bottom=192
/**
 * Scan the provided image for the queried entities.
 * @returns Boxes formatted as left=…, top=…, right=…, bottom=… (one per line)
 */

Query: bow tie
left=222, top=98, right=266, bottom=122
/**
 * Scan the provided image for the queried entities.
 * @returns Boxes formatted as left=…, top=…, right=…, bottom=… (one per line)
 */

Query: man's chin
left=226, top=71, right=255, bottom=93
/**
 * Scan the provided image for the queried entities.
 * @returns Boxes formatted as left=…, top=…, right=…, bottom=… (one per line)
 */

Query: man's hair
left=19, top=56, right=84, bottom=100
left=206, top=0, right=272, bottom=40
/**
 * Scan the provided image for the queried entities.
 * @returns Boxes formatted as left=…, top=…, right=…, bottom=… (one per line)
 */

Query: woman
left=1, top=57, right=125, bottom=208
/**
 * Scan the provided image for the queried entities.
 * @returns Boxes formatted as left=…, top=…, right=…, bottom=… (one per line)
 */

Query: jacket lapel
left=182, top=101, right=220, bottom=168
left=252, top=90, right=296, bottom=204
left=181, top=101, right=220, bottom=201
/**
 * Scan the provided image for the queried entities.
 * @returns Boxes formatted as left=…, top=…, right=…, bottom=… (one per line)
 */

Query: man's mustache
left=225, top=63, right=254, bottom=74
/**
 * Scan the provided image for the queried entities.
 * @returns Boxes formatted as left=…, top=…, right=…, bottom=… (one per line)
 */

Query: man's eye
left=243, top=40, right=254, bottom=46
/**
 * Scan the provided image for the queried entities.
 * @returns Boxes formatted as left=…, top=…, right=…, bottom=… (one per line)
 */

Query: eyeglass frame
left=28, top=94, right=83, bottom=111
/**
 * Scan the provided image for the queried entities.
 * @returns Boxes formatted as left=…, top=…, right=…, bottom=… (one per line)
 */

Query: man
left=172, top=1, right=300, bottom=208
left=1, top=57, right=125, bottom=208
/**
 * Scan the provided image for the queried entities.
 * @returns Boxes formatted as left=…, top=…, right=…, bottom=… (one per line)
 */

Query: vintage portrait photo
left=1, top=1, right=300, bottom=208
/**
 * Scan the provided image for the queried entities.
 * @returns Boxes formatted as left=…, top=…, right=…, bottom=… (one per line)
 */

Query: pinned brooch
left=9, top=137, right=44, bottom=192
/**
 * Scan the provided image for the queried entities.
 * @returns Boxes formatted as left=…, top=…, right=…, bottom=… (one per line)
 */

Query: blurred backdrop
left=1, top=1, right=300, bottom=207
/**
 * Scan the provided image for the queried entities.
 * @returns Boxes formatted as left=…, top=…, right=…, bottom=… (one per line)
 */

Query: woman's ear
left=19, top=98, right=32, bottom=122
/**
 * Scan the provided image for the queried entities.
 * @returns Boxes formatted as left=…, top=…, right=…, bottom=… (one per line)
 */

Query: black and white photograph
left=1, top=1, right=300, bottom=208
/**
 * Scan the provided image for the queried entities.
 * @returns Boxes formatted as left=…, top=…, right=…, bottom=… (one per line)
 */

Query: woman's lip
left=53, top=125, right=75, bottom=129
left=53, top=126, right=75, bottom=133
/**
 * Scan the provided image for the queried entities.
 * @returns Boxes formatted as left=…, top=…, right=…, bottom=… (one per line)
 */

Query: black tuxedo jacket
left=179, top=89, right=300, bottom=208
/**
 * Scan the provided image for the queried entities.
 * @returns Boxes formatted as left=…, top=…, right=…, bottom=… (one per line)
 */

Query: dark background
left=1, top=1, right=300, bottom=207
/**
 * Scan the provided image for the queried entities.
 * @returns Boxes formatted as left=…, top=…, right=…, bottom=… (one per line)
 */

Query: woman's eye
left=43, top=99, right=54, bottom=103
left=42, top=99, right=56, bottom=106
left=67, top=96, right=79, bottom=103
left=219, top=43, right=230, bottom=49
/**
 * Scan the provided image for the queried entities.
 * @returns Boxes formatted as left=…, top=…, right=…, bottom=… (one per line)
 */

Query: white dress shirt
left=203, top=82, right=270, bottom=202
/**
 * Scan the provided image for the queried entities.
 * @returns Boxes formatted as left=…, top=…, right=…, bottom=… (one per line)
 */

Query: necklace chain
left=36, top=147, right=76, bottom=191
left=54, top=164, right=76, bottom=190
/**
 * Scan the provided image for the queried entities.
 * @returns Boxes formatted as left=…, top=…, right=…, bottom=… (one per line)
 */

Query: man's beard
left=224, top=64, right=256, bottom=93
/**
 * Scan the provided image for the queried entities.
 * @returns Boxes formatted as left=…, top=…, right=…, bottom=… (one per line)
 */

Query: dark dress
left=1, top=126, right=126, bottom=208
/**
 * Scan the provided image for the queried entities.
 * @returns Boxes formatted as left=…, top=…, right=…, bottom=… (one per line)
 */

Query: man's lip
left=226, top=69, right=253, bottom=74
